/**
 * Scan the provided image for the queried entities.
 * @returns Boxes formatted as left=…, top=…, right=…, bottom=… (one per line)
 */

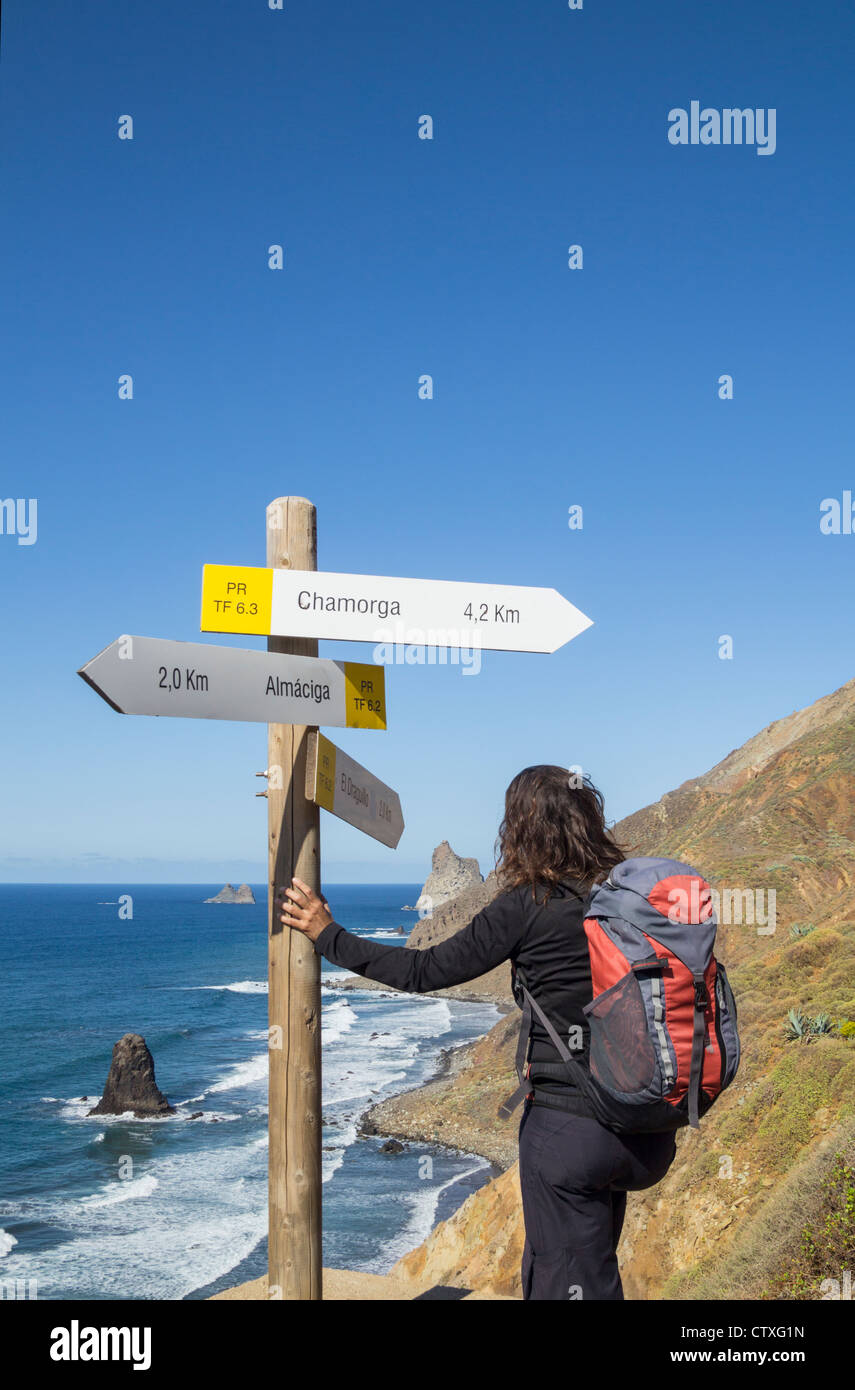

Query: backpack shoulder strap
left=497, top=1004, right=533, bottom=1119
left=519, top=983, right=573, bottom=1063
left=497, top=976, right=587, bottom=1120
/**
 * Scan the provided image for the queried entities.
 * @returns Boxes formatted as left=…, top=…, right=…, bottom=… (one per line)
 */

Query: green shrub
left=762, top=1153, right=855, bottom=1299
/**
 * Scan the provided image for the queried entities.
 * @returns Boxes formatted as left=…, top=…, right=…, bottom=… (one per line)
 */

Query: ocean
left=0, top=884, right=502, bottom=1300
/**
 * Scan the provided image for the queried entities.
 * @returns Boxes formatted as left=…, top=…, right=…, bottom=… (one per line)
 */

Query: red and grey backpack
left=499, top=856, right=741, bottom=1132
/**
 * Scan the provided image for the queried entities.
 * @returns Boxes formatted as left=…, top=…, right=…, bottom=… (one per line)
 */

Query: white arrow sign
left=78, top=636, right=387, bottom=729
left=306, top=732, right=404, bottom=848
left=201, top=564, right=592, bottom=654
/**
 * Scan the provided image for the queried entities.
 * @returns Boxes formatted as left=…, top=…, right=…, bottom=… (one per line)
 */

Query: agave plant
left=784, top=1007, right=811, bottom=1041
left=790, top=923, right=815, bottom=940
left=810, top=1012, right=834, bottom=1036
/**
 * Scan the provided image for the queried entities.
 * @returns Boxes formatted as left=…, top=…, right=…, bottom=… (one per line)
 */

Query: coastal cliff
left=361, top=1011, right=520, bottom=1168
left=391, top=1164, right=524, bottom=1295
left=373, top=677, right=855, bottom=1299
left=332, top=866, right=511, bottom=1008
left=405, top=840, right=484, bottom=915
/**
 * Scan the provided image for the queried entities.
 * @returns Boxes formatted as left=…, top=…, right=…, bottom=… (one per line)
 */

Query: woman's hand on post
left=279, top=877, right=333, bottom=942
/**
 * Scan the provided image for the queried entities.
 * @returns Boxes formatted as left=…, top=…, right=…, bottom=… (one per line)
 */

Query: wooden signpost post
left=264, top=496, right=323, bottom=1302
left=78, top=494, right=593, bottom=1302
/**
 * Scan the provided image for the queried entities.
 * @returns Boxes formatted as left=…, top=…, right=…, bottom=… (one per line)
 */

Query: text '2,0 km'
left=77, top=636, right=386, bottom=729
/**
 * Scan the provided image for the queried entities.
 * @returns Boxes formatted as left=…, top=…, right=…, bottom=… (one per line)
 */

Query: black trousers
left=518, top=1099, right=677, bottom=1301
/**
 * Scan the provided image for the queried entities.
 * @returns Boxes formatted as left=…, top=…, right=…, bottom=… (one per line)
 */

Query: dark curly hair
left=495, top=765, right=625, bottom=900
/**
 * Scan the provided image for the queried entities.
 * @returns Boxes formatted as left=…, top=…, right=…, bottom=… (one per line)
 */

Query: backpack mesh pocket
left=584, top=971, right=657, bottom=1095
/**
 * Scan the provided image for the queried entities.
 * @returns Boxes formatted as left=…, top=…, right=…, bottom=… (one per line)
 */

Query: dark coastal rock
left=204, top=883, right=255, bottom=904
left=87, top=1034, right=175, bottom=1119
left=380, top=1139, right=405, bottom=1154
left=189, top=1112, right=204, bottom=1120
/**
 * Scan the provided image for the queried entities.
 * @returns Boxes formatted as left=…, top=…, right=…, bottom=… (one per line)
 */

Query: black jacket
left=313, top=879, right=595, bottom=1107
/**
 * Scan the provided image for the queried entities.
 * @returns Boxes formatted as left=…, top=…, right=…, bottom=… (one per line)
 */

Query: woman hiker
left=279, top=764, right=677, bottom=1301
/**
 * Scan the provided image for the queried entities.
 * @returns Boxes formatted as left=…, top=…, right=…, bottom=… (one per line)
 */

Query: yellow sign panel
left=343, top=661, right=386, bottom=730
left=314, top=733, right=337, bottom=812
left=306, top=731, right=404, bottom=847
left=200, top=565, right=273, bottom=636
left=200, top=567, right=386, bottom=729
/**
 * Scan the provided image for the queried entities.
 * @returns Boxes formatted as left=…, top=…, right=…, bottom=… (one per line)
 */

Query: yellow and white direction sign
left=306, top=732, right=404, bottom=848
left=201, top=564, right=592, bottom=655
left=78, top=636, right=386, bottom=730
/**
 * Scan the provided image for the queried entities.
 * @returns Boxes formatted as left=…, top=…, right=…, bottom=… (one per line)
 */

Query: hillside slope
left=389, top=679, right=855, bottom=1299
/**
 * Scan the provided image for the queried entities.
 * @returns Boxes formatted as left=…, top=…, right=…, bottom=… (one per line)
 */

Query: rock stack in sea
left=204, top=883, right=256, bottom=904
left=87, top=1033, right=175, bottom=1119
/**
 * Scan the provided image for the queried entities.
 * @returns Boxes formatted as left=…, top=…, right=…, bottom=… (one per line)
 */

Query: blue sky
left=1, top=0, right=852, bottom=883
